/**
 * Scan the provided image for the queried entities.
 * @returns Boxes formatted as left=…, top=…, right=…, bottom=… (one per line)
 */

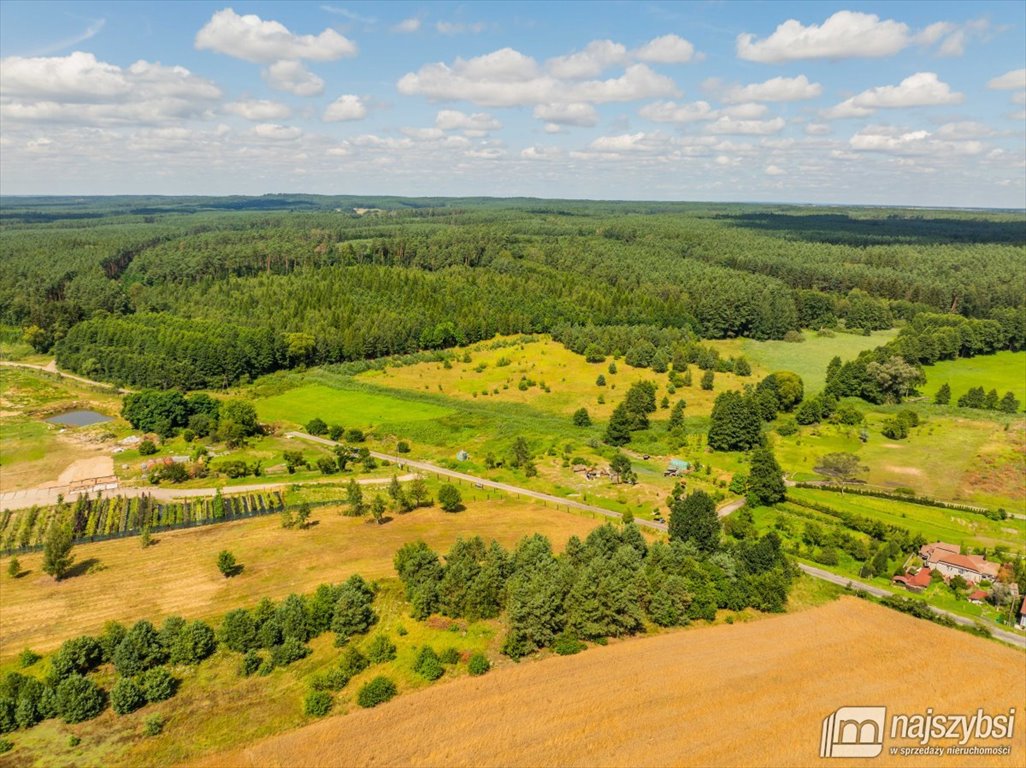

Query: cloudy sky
left=1, top=1, right=1024, bottom=207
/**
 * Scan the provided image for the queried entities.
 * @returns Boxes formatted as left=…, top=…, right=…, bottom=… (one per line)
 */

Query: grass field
left=358, top=337, right=749, bottom=421
left=710, top=328, right=899, bottom=392
left=198, top=597, right=1026, bottom=768
left=0, top=496, right=608, bottom=660
left=255, top=383, right=453, bottom=428
left=787, top=488, right=1026, bottom=552
left=771, top=408, right=1025, bottom=510
left=920, top=351, right=1026, bottom=406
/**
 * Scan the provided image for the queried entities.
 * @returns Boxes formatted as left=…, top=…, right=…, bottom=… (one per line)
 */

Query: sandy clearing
left=882, top=465, right=925, bottom=477
left=56, top=455, right=114, bottom=484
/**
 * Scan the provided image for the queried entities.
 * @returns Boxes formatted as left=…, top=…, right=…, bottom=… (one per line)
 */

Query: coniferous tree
left=667, top=489, right=720, bottom=553
left=747, top=447, right=786, bottom=506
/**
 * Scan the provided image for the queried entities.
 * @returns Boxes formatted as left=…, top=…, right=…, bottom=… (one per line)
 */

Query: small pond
left=45, top=410, right=112, bottom=427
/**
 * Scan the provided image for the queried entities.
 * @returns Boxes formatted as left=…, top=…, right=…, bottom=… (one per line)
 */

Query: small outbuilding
left=456, top=450, right=470, bottom=462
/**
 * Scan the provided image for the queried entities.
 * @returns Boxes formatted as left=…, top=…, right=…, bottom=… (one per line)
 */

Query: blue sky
left=1, top=1, right=1024, bottom=206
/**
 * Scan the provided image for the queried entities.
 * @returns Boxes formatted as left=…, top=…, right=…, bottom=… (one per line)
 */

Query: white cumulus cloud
left=224, top=99, right=291, bottom=120
left=547, top=40, right=627, bottom=79
left=392, top=17, right=421, bottom=34
left=195, top=8, right=357, bottom=62
left=263, top=60, right=324, bottom=96
left=738, top=11, right=912, bottom=62
left=722, top=75, right=822, bottom=103
left=250, top=123, right=302, bottom=140
left=435, top=109, right=502, bottom=132
left=988, top=69, right=1026, bottom=90
left=634, top=34, right=697, bottom=64
left=323, top=94, right=367, bottom=121
left=532, top=102, right=599, bottom=126
left=398, top=47, right=679, bottom=107
left=824, top=72, right=962, bottom=119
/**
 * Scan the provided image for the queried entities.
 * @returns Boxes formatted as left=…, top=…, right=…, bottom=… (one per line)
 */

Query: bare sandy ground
left=56, top=456, right=114, bottom=485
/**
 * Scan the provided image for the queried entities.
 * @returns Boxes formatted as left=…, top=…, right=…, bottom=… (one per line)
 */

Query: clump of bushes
left=357, top=676, right=397, bottom=708
left=467, top=653, right=490, bottom=676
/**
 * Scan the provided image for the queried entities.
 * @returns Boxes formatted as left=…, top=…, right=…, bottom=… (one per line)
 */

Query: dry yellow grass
left=200, top=597, right=1026, bottom=768
left=0, top=499, right=604, bottom=660
left=359, top=338, right=749, bottom=420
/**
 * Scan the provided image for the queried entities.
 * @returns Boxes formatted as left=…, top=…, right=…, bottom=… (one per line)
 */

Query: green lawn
left=919, top=351, right=1026, bottom=406
left=255, top=383, right=453, bottom=428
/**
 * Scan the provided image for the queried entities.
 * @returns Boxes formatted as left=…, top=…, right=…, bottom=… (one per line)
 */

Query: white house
left=919, top=542, right=1000, bottom=585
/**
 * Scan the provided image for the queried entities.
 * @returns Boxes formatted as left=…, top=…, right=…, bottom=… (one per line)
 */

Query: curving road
left=797, top=563, right=1026, bottom=649
left=289, top=432, right=1026, bottom=649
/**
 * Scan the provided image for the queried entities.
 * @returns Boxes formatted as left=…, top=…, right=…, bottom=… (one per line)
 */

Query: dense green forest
left=1, top=195, right=1023, bottom=389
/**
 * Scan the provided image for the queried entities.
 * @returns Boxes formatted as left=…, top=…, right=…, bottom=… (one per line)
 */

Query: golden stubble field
left=0, top=499, right=606, bottom=660
left=201, top=597, right=1026, bottom=768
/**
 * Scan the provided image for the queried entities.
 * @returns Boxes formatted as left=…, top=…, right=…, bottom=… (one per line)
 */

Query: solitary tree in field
left=408, top=478, right=430, bottom=507
left=700, top=370, right=715, bottom=391
left=217, top=550, right=237, bottom=578
left=572, top=408, right=591, bottom=427
left=813, top=453, right=867, bottom=485
left=7, top=557, right=21, bottom=578
left=667, top=400, right=686, bottom=435
left=438, top=484, right=462, bottom=512
left=43, top=518, right=75, bottom=581
left=999, top=391, right=1020, bottom=414
left=345, top=479, right=365, bottom=516
left=295, top=501, right=312, bottom=529
left=934, top=383, right=951, bottom=405
left=370, top=495, right=387, bottom=525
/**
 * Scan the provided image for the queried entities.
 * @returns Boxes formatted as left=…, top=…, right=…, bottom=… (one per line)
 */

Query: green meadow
left=255, top=383, right=453, bottom=429
left=919, top=351, right=1026, bottom=405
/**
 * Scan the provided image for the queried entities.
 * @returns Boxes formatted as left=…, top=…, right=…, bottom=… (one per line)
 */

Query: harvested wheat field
left=0, top=499, right=604, bottom=660
left=201, top=597, right=1026, bottom=768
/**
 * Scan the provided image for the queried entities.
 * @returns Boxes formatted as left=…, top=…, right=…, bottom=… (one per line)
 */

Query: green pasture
left=919, top=351, right=1026, bottom=406
left=787, top=488, right=1025, bottom=553
left=255, top=383, right=453, bottom=428
left=710, top=329, right=898, bottom=392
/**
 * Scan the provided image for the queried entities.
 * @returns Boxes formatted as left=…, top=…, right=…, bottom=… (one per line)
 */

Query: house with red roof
left=892, top=567, right=933, bottom=593
left=919, top=542, right=1000, bottom=584
left=967, top=589, right=988, bottom=604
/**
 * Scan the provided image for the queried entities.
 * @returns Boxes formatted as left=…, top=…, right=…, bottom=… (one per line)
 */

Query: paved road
left=0, top=360, right=133, bottom=393
left=0, top=474, right=417, bottom=509
left=798, top=563, right=1026, bottom=649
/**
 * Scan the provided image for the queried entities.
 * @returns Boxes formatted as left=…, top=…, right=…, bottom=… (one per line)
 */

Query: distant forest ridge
left=1, top=196, right=1022, bottom=389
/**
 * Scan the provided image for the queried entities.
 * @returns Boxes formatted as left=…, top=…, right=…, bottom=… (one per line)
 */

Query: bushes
left=55, top=675, right=106, bottom=724
left=110, top=678, right=145, bottom=715
left=366, top=635, right=397, bottom=664
left=50, top=636, right=103, bottom=682
left=438, top=647, right=461, bottom=665
left=339, top=646, right=370, bottom=679
left=357, top=676, right=397, bottom=708
left=304, top=690, right=332, bottom=717
left=413, top=646, right=444, bottom=681
left=467, top=653, right=490, bottom=676
left=138, top=439, right=158, bottom=456
left=238, top=650, right=262, bottom=677
left=143, top=714, right=165, bottom=736
left=552, top=632, right=586, bottom=656
left=140, top=667, right=176, bottom=703
left=270, top=638, right=310, bottom=667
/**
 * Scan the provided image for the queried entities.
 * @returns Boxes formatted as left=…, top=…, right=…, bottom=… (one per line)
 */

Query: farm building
left=920, top=542, right=1000, bottom=584
left=892, top=568, right=932, bottom=593
left=967, top=589, right=988, bottom=604
left=456, top=450, right=469, bottom=462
